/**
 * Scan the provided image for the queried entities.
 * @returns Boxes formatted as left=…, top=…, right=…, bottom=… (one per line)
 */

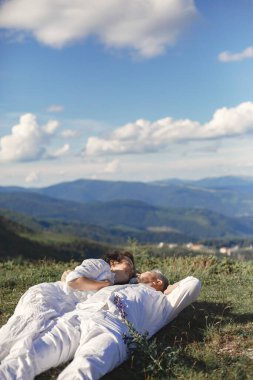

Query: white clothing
left=0, top=276, right=201, bottom=380
left=0, top=259, right=114, bottom=363
left=65, top=259, right=115, bottom=284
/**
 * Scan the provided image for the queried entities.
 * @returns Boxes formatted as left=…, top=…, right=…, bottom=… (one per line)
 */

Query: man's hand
left=61, top=270, right=72, bottom=282
left=164, top=282, right=179, bottom=295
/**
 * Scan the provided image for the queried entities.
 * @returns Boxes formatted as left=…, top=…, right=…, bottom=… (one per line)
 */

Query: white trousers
left=0, top=281, right=82, bottom=363
left=0, top=277, right=201, bottom=380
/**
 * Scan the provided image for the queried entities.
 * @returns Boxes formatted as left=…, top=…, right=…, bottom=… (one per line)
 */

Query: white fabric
left=66, top=259, right=115, bottom=284
left=0, top=259, right=114, bottom=363
left=0, top=276, right=201, bottom=380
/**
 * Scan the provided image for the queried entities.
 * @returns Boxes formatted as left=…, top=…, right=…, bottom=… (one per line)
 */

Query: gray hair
left=151, top=269, right=169, bottom=291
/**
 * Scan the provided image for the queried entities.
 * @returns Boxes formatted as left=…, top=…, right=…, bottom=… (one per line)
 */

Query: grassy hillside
left=0, top=253, right=252, bottom=379
left=0, top=215, right=111, bottom=261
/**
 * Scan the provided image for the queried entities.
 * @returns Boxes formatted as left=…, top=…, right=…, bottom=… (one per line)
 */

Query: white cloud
left=218, top=46, right=253, bottom=62
left=52, top=143, right=70, bottom=158
left=103, top=159, right=120, bottom=173
left=0, top=113, right=59, bottom=162
left=46, top=104, right=64, bottom=113
left=84, top=102, right=253, bottom=155
left=1, top=132, right=253, bottom=186
left=61, top=129, right=79, bottom=138
left=0, top=0, right=197, bottom=58
left=25, top=170, right=40, bottom=183
left=43, top=120, right=59, bottom=134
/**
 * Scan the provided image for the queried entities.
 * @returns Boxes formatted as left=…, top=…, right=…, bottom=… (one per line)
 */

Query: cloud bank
left=219, top=46, right=253, bottom=62
left=61, top=129, right=80, bottom=138
left=53, top=143, right=70, bottom=158
left=103, top=159, right=120, bottom=173
left=25, top=170, right=40, bottom=184
left=0, top=0, right=197, bottom=57
left=0, top=113, right=59, bottom=162
left=85, top=102, right=253, bottom=155
left=46, top=104, right=64, bottom=113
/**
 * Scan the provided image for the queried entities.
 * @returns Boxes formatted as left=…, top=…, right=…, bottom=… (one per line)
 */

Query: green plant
left=113, top=295, right=179, bottom=379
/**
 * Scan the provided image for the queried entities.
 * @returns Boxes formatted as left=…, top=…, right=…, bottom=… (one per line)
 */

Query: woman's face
left=110, top=257, right=134, bottom=284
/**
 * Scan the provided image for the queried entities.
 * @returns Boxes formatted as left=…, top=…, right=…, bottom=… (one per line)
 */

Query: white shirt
left=65, top=259, right=115, bottom=284
left=75, top=284, right=172, bottom=338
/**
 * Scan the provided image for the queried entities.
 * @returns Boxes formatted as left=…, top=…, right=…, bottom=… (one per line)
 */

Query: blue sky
left=0, top=0, right=253, bottom=187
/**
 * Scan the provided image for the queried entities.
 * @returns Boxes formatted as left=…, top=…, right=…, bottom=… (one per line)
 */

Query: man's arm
left=164, top=276, right=201, bottom=323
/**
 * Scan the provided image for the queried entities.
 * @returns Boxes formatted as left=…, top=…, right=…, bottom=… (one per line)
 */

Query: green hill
left=1, top=194, right=253, bottom=240
left=0, top=208, right=192, bottom=245
left=0, top=215, right=111, bottom=261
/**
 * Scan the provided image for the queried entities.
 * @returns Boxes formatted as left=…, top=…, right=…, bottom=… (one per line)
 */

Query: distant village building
left=157, top=242, right=178, bottom=249
left=168, top=243, right=178, bottom=249
left=186, top=243, right=205, bottom=251
left=219, top=247, right=231, bottom=256
left=219, top=245, right=239, bottom=256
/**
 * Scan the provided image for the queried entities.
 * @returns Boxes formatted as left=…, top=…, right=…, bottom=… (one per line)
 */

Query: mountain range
left=0, top=176, right=253, bottom=243
left=1, top=175, right=253, bottom=217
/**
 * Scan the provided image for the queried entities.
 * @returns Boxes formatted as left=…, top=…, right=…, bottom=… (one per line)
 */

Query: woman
left=63, top=251, right=135, bottom=291
left=0, top=250, right=135, bottom=363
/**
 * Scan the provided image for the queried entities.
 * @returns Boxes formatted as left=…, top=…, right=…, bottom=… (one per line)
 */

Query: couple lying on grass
left=0, top=250, right=201, bottom=380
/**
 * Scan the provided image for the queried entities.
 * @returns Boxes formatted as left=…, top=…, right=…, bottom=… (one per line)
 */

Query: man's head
left=138, top=270, right=169, bottom=292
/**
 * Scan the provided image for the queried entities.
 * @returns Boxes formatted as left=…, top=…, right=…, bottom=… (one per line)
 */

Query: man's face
left=138, top=271, right=163, bottom=291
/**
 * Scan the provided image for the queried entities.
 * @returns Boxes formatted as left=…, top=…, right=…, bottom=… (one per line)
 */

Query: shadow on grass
left=102, top=300, right=253, bottom=380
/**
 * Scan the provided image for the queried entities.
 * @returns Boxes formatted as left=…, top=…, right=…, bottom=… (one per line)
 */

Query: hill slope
left=1, top=194, right=253, bottom=240
left=0, top=215, right=110, bottom=261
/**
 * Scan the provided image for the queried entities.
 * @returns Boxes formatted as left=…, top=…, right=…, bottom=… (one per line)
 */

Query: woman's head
left=103, top=250, right=134, bottom=266
left=103, top=250, right=135, bottom=284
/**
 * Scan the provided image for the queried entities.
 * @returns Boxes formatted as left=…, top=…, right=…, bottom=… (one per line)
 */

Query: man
left=0, top=273, right=201, bottom=380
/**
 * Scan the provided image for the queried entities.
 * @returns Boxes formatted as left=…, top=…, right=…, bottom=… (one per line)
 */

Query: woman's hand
left=61, top=270, right=72, bottom=282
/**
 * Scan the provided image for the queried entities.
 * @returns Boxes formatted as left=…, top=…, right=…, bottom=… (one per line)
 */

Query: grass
left=0, top=252, right=253, bottom=379
left=20, top=230, right=78, bottom=244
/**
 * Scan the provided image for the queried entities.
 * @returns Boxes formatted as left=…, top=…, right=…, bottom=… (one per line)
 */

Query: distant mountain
left=31, top=177, right=253, bottom=217
left=0, top=186, right=29, bottom=193
left=1, top=193, right=253, bottom=240
left=193, top=176, right=253, bottom=190
left=155, top=176, right=253, bottom=192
